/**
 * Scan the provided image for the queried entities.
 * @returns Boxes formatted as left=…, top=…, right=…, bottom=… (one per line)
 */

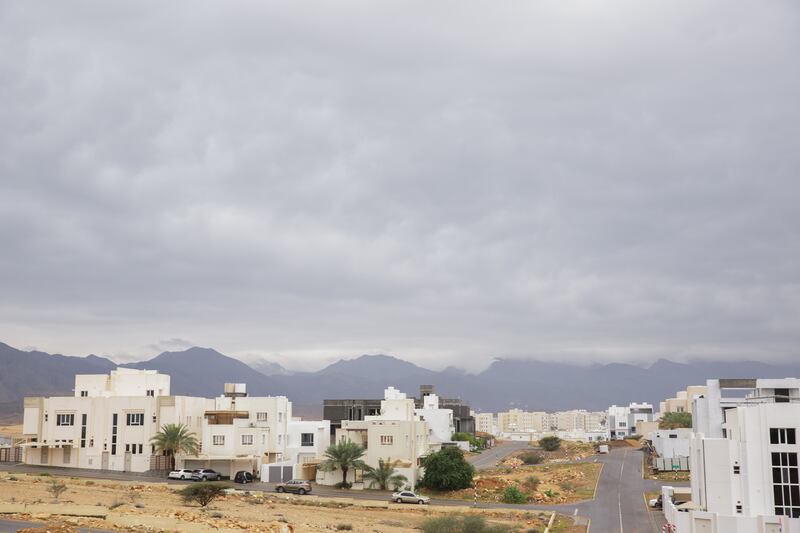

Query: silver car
left=391, top=490, right=430, bottom=504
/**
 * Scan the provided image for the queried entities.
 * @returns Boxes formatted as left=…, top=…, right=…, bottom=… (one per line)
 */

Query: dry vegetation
left=0, top=471, right=579, bottom=533
left=430, top=441, right=602, bottom=505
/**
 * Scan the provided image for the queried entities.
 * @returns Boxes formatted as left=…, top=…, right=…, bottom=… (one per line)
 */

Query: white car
left=168, top=468, right=194, bottom=480
left=391, top=491, right=430, bottom=504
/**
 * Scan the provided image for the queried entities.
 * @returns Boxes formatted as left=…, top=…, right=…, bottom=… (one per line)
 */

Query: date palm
left=319, top=439, right=366, bottom=487
left=363, top=457, right=408, bottom=491
left=150, top=423, right=199, bottom=471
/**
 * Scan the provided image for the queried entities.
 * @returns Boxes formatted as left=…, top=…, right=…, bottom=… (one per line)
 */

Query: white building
left=415, top=393, right=455, bottom=444
left=607, top=402, right=654, bottom=439
left=22, top=369, right=208, bottom=472
left=320, top=387, right=430, bottom=489
left=651, top=428, right=692, bottom=459
left=663, top=378, right=800, bottom=533
left=22, top=370, right=329, bottom=479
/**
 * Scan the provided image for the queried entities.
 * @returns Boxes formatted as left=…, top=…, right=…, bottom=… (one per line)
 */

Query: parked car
left=234, top=471, right=255, bottom=484
left=649, top=495, right=663, bottom=508
left=275, top=480, right=312, bottom=495
left=191, top=469, right=221, bottom=481
left=391, top=491, right=430, bottom=505
left=167, top=468, right=194, bottom=480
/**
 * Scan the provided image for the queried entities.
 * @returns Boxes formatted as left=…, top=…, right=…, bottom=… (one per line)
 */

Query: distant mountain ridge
left=2, top=341, right=799, bottom=416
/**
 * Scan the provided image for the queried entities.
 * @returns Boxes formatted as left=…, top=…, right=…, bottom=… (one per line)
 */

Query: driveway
left=468, top=440, right=530, bottom=470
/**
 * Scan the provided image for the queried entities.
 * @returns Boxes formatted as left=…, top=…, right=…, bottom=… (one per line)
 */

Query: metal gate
left=0, top=447, right=21, bottom=462
left=267, top=465, right=294, bottom=482
left=149, top=454, right=171, bottom=471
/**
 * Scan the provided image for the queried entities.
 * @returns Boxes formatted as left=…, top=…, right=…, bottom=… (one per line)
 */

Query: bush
left=335, top=525, right=353, bottom=531
left=559, top=481, right=576, bottom=492
left=523, top=475, right=540, bottom=490
left=502, top=485, right=528, bottom=504
left=334, top=481, right=352, bottom=489
left=419, top=447, right=475, bottom=491
left=539, top=436, right=562, bottom=452
left=421, top=515, right=510, bottom=533
left=521, top=452, right=544, bottom=465
left=48, top=480, right=67, bottom=500
left=179, top=483, right=226, bottom=507
left=660, top=412, right=692, bottom=429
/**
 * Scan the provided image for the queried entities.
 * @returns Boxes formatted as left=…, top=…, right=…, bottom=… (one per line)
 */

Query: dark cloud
left=1, top=1, right=799, bottom=370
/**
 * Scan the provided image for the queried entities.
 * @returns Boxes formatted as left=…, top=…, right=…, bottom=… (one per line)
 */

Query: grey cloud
left=1, top=1, right=799, bottom=370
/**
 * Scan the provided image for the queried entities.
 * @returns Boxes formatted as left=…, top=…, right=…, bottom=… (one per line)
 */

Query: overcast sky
left=1, top=1, right=799, bottom=372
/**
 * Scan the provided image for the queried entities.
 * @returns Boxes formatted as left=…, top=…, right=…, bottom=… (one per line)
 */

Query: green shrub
left=539, top=436, right=562, bottom=452
left=524, top=475, right=541, bottom=490
left=179, top=483, right=226, bottom=507
left=502, top=485, right=528, bottom=504
left=335, top=525, right=353, bottom=531
left=418, top=447, right=475, bottom=491
left=521, top=452, right=544, bottom=465
left=659, top=412, right=692, bottom=429
left=334, top=481, right=352, bottom=489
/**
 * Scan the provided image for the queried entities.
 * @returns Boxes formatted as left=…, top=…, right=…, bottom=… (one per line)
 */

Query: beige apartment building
left=659, top=385, right=708, bottom=414
left=497, top=409, right=549, bottom=433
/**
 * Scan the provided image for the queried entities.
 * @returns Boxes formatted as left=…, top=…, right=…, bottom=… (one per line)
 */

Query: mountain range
left=2, top=341, right=800, bottom=418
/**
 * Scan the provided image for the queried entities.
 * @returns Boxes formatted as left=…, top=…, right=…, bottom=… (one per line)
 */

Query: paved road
left=521, top=448, right=687, bottom=533
left=2, top=447, right=685, bottom=531
left=468, top=440, right=530, bottom=470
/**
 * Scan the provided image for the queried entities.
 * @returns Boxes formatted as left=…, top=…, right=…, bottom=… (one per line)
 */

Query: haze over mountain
left=2, top=342, right=800, bottom=419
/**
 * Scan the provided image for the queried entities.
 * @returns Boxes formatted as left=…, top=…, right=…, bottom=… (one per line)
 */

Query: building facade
left=663, top=378, right=800, bottom=533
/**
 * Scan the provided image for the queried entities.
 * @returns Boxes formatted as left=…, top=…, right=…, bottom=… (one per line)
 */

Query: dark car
left=191, top=468, right=221, bottom=481
left=234, top=471, right=255, bottom=484
left=275, top=479, right=312, bottom=495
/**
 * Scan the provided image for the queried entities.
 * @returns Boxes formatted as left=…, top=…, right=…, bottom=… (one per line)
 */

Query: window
left=301, top=433, right=314, bottom=447
left=772, top=452, right=800, bottom=518
left=256, top=412, right=268, bottom=422
left=736, top=504, right=742, bottom=513
left=212, top=435, right=225, bottom=446
left=56, top=413, right=75, bottom=426
left=127, top=413, right=145, bottom=426
left=776, top=388, right=791, bottom=403
left=278, top=412, right=283, bottom=423
left=80, top=391, right=88, bottom=397
left=733, top=465, right=741, bottom=474
left=669, top=434, right=678, bottom=439
left=146, top=390, right=154, bottom=397
left=771, top=428, right=797, bottom=445
left=380, top=435, right=394, bottom=445
left=242, top=434, right=253, bottom=446
left=80, top=414, right=87, bottom=448
left=278, top=435, right=282, bottom=445
left=44, top=413, right=48, bottom=422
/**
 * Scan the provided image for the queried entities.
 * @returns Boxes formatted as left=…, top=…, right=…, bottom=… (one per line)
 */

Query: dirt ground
left=0, top=424, right=23, bottom=438
left=440, top=461, right=602, bottom=504
left=0, top=471, right=573, bottom=533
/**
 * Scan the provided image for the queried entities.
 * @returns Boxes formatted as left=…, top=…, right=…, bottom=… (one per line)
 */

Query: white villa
left=318, top=386, right=431, bottom=489
left=21, top=369, right=328, bottom=479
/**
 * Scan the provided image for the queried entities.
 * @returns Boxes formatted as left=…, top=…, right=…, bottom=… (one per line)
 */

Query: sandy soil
left=0, top=471, right=565, bottom=533
left=0, top=425, right=23, bottom=438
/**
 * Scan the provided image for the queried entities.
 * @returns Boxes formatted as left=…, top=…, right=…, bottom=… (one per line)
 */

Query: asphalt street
left=467, top=440, right=530, bottom=470
left=1, top=446, right=684, bottom=532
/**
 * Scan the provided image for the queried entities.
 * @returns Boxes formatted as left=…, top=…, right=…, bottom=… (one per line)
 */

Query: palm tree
left=319, top=439, right=366, bottom=487
left=362, top=457, right=408, bottom=491
left=150, top=423, right=200, bottom=471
